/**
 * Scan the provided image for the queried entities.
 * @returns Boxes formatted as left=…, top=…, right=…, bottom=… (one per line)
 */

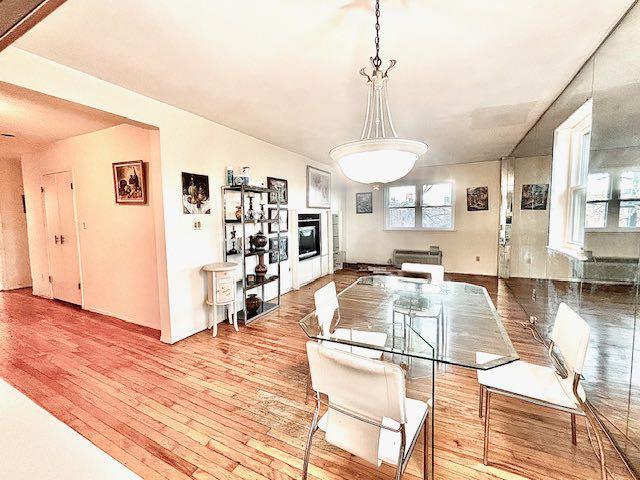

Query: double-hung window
left=567, top=129, right=591, bottom=244
left=585, top=172, right=610, bottom=229
left=619, top=171, right=640, bottom=228
left=385, top=182, right=454, bottom=230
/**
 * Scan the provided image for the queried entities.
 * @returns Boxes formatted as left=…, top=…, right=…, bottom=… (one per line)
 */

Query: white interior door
left=43, top=172, right=81, bottom=305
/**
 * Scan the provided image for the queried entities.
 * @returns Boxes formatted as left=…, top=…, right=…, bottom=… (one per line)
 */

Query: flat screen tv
left=299, top=225, right=318, bottom=260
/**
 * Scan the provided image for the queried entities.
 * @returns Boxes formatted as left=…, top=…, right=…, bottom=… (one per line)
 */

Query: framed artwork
left=182, top=172, right=211, bottom=214
left=356, top=192, right=373, bottom=214
left=268, top=207, right=288, bottom=233
left=466, top=186, right=489, bottom=211
left=521, top=184, right=549, bottom=210
left=307, top=166, right=331, bottom=209
left=269, top=236, right=289, bottom=264
left=113, top=160, right=146, bottom=204
left=267, top=177, right=288, bottom=205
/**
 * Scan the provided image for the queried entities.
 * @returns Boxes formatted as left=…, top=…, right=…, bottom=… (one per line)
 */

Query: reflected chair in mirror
left=477, top=303, right=605, bottom=477
left=303, top=341, right=431, bottom=480
left=305, top=281, right=388, bottom=403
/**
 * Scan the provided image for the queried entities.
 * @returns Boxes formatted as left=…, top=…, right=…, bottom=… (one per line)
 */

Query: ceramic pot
left=246, top=294, right=261, bottom=314
left=235, top=205, right=242, bottom=220
left=255, top=253, right=268, bottom=280
left=250, top=230, right=268, bottom=250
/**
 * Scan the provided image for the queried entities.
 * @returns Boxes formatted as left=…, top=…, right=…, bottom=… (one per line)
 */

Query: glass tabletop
left=299, top=275, right=519, bottom=370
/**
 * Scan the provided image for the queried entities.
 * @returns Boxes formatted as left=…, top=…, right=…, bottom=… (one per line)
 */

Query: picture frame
left=181, top=172, right=211, bottom=214
left=466, top=186, right=489, bottom=211
left=268, top=207, right=288, bottom=233
left=307, top=166, right=331, bottom=209
left=267, top=177, right=288, bottom=205
left=521, top=184, right=549, bottom=210
left=112, top=160, right=146, bottom=204
left=269, top=236, right=289, bottom=264
left=355, top=192, right=373, bottom=214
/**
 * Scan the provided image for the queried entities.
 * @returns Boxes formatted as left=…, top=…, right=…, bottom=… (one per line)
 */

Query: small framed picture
left=269, top=236, right=289, bottom=263
left=267, top=177, right=288, bottom=205
left=113, top=160, right=146, bottom=204
left=268, top=208, right=288, bottom=233
left=466, top=186, right=489, bottom=211
left=307, top=166, right=331, bottom=209
left=521, top=184, right=549, bottom=210
left=356, top=192, right=373, bottom=214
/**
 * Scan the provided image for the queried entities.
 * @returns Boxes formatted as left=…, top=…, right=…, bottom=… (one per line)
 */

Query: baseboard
left=83, top=305, right=161, bottom=330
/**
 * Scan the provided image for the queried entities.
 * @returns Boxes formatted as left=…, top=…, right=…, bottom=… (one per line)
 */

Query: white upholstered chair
left=477, top=302, right=591, bottom=466
left=400, top=263, right=444, bottom=284
left=304, top=341, right=431, bottom=480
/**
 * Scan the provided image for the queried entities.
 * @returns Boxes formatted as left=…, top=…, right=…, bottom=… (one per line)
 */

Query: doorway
left=42, top=171, right=82, bottom=305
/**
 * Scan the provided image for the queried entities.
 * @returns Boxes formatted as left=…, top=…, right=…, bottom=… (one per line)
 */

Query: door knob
left=54, top=235, right=59, bottom=244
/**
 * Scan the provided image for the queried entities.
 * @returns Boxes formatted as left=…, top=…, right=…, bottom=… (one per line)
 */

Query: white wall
left=0, top=157, right=31, bottom=290
left=0, top=47, right=342, bottom=343
left=21, top=124, right=162, bottom=329
left=343, top=161, right=501, bottom=276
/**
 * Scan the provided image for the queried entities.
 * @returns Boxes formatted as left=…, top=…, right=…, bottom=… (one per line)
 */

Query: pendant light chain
left=372, top=0, right=382, bottom=71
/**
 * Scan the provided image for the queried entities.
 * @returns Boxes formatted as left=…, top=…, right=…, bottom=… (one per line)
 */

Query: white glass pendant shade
left=332, top=138, right=427, bottom=184
left=330, top=66, right=427, bottom=184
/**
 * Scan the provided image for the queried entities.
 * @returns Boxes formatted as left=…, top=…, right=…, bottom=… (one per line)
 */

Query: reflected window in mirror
left=618, top=171, right=640, bottom=228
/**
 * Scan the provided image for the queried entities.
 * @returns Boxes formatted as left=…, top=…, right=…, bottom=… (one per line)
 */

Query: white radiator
left=392, top=249, right=442, bottom=268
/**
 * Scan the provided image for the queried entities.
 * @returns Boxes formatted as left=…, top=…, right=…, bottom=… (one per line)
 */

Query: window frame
left=384, top=181, right=455, bottom=231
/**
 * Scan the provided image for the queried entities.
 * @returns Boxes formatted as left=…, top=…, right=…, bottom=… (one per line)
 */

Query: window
left=619, top=171, right=640, bottom=228
left=385, top=182, right=454, bottom=230
left=585, top=172, right=610, bottom=229
left=567, top=131, right=591, bottom=244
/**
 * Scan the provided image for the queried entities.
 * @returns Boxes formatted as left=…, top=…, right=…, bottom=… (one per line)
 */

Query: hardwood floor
left=0, top=271, right=632, bottom=479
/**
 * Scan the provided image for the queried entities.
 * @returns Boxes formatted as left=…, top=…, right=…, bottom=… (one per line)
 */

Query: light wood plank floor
left=0, top=270, right=632, bottom=479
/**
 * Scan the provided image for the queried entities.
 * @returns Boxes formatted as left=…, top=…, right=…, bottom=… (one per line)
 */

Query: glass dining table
left=299, top=275, right=519, bottom=479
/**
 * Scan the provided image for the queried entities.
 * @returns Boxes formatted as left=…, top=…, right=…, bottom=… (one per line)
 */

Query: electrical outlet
left=475, top=256, right=480, bottom=262
left=193, top=220, right=202, bottom=230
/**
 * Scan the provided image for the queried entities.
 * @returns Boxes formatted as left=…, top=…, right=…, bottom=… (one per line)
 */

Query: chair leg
left=423, top=416, right=429, bottom=480
left=571, top=413, right=577, bottom=445
left=302, top=402, right=320, bottom=480
left=478, top=385, right=484, bottom=418
left=304, top=372, right=310, bottom=404
left=483, top=390, right=491, bottom=465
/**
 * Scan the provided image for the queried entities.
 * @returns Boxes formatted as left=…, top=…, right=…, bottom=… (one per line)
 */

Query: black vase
left=246, top=294, right=261, bottom=314
left=250, top=230, right=268, bottom=251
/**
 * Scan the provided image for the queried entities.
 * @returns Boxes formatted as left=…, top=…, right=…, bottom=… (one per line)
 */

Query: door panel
left=43, top=172, right=81, bottom=305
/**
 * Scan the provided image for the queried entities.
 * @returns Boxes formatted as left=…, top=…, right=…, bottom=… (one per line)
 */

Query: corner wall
left=0, top=157, right=31, bottom=290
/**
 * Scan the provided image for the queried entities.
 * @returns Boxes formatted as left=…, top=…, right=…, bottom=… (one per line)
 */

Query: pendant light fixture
left=330, top=0, right=427, bottom=184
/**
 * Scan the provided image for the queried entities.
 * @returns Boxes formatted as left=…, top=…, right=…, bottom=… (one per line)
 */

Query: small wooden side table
left=202, top=262, right=238, bottom=337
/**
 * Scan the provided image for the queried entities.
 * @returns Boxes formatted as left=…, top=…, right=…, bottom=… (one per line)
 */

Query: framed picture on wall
left=112, top=160, right=146, bottom=204
left=267, top=177, right=288, bottom=205
left=466, top=186, right=488, bottom=211
left=521, top=184, right=549, bottom=210
left=269, top=236, right=289, bottom=263
left=356, top=192, right=373, bottom=214
left=181, top=172, right=211, bottom=214
left=307, top=166, right=331, bottom=209
left=268, top=208, right=288, bottom=233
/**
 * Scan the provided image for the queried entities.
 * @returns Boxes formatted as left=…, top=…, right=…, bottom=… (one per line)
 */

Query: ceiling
left=11, top=0, right=635, bottom=166
left=0, top=82, right=137, bottom=157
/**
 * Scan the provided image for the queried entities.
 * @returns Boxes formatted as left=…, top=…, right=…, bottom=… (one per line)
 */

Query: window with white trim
left=618, top=171, right=640, bottom=228
left=384, top=182, right=454, bottom=230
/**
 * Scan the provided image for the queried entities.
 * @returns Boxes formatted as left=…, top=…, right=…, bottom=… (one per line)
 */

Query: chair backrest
left=306, top=341, right=406, bottom=464
left=551, top=303, right=591, bottom=375
left=401, top=263, right=445, bottom=284
left=314, top=281, right=339, bottom=334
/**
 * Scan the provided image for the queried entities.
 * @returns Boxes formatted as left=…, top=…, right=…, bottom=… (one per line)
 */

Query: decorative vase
left=250, top=230, right=268, bottom=251
left=246, top=294, right=261, bottom=315
left=255, top=253, right=268, bottom=280
left=235, top=205, right=242, bottom=220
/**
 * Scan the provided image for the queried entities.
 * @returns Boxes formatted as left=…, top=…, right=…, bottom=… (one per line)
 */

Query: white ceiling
left=12, top=0, right=634, bottom=166
left=0, top=82, right=135, bottom=157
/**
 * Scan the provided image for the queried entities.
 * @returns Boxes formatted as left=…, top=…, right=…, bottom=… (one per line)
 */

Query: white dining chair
left=303, top=341, right=431, bottom=480
left=401, top=263, right=445, bottom=284
left=477, top=302, right=591, bottom=466
left=306, top=281, right=389, bottom=403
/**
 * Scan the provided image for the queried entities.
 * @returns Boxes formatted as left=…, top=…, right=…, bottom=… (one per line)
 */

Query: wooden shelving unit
left=221, top=185, right=282, bottom=325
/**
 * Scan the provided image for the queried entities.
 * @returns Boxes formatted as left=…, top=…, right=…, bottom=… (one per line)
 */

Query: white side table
left=202, top=262, right=238, bottom=337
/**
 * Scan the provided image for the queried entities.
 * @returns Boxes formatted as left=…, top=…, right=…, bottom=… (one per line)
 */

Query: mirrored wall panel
left=499, top=5, right=640, bottom=476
